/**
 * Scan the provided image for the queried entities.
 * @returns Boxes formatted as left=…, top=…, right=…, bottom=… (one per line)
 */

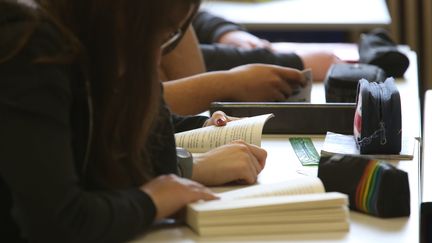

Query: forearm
left=163, top=71, right=233, bottom=115
left=160, top=26, right=205, bottom=81
left=201, top=44, right=304, bottom=71
left=0, top=111, right=156, bottom=243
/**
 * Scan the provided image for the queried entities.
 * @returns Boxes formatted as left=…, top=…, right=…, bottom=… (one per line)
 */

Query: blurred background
left=202, top=0, right=431, bottom=108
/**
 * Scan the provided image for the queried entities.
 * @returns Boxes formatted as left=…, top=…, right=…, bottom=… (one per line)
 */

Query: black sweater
left=0, top=2, right=207, bottom=242
left=192, top=11, right=304, bottom=71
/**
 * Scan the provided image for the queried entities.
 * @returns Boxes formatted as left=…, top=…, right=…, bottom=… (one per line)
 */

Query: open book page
left=321, top=132, right=415, bottom=160
left=286, top=69, right=312, bottom=102
left=175, top=113, right=274, bottom=153
left=217, top=176, right=325, bottom=200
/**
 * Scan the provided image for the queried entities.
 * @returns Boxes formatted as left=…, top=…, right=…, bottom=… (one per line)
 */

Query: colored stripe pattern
left=355, top=160, right=385, bottom=214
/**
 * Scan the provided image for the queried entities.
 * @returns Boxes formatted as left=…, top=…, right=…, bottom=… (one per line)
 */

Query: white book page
left=321, top=131, right=415, bottom=160
left=218, top=177, right=325, bottom=200
left=175, top=114, right=274, bottom=153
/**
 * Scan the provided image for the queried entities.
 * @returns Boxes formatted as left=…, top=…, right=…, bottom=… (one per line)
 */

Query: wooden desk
left=131, top=50, right=420, bottom=242
left=201, top=0, right=391, bottom=31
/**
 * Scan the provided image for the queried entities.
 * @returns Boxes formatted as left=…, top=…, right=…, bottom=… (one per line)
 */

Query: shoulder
left=0, top=1, right=77, bottom=86
left=0, top=1, right=72, bottom=62
left=0, top=1, right=78, bottom=123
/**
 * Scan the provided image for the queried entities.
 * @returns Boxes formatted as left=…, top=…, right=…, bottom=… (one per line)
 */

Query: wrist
left=221, top=70, right=242, bottom=100
left=190, top=155, right=204, bottom=184
left=176, top=147, right=193, bottom=179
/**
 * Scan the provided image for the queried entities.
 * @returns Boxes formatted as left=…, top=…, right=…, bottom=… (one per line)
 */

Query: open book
left=175, top=113, right=274, bottom=153
left=186, top=177, right=349, bottom=236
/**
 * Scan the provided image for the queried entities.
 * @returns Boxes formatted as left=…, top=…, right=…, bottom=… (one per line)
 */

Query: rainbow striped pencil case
left=318, top=155, right=410, bottom=218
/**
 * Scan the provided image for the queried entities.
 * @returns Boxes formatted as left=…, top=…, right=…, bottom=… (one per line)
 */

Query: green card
left=289, top=138, right=320, bottom=166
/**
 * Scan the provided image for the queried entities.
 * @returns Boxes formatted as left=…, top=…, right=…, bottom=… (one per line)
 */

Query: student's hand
left=141, top=174, right=218, bottom=220
left=191, top=140, right=267, bottom=186
left=296, top=50, right=343, bottom=81
left=226, top=64, right=305, bottom=101
left=203, top=110, right=239, bottom=127
left=218, top=30, right=271, bottom=49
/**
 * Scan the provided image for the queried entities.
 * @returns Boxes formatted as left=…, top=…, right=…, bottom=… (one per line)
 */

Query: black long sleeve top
left=192, top=11, right=304, bottom=71
left=0, top=2, right=207, bottom=243
left=193, top=10, right=245, bottom=44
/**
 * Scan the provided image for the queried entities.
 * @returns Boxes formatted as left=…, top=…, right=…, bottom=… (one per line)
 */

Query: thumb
left=211, top=111, right=228, bottom=126
left=273, top=66, right=304, bottom=86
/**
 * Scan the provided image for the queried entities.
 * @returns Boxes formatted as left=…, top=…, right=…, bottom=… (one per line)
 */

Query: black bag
left=324, top=63, right=386, bottom=103
left=354, top=77, right=402, bottom=154
left=358, top=28, right=409, bottom=77
left=318, top=155, right=410, bottom=218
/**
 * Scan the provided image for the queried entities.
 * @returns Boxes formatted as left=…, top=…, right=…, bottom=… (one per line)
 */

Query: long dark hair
left=3, top=0, right=200, bottom=187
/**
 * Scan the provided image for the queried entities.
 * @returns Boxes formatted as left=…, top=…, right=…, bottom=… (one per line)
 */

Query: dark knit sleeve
left=200, top=44, right=304, bottom=71
left=193, top=10, right=245, bottom=44
left=171, top=113, right=209, bottom=133
left=0, top=5, right=156, bottom=243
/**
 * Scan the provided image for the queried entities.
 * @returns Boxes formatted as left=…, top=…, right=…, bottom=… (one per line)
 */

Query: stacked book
left=185, top=177, right=349, bottom=236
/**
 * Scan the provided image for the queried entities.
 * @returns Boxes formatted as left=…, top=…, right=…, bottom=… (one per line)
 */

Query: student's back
left=0, top=177, right=26, bottom=242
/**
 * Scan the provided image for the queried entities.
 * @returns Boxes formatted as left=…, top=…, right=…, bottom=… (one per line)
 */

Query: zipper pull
left=379, top=121, right=387, bottom=145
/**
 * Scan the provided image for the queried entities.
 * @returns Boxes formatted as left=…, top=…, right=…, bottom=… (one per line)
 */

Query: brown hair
left=4, top=0, right=200, bottom=188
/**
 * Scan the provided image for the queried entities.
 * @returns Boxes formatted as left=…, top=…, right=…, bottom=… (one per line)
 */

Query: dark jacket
left=192, top=11, right=304, bottom=71
left=0, top=2, right=207, bottom=242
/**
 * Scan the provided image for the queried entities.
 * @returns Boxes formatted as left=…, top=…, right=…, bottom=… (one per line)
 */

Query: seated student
left=160, top=11, right=341, bottom=115
left=193, top=10, right=342, bottom=80
left=161, top=27, right=306, bottom=115
left=0, top=0, right=268, bottom=242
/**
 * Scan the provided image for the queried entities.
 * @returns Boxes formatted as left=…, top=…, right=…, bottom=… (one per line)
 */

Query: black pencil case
left=324, top=63, right=386, bottom=103
left=358, top=28, right=409, bottom=77
left=318, top=155, right=410, bottom=218
left=353, top=77, right=402, bottom=154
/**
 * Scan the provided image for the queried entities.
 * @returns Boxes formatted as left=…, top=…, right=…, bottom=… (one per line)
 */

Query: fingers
left=189, top=186, right=219, bottom=201
left=248, top=39, right=271, bottom=49
left=178, top=177, right=212, bottom=191
left=230, top=140, right=268, bottom=184
left=141, top=174, right=219, bottom=220
left=191, top=140, right=268, bottom=186
left=259, top=39, right=272, bottom=49
left=273, top=66, right=305, bottom=87
left=238, top=42, right=256, bottom=49
left=212, top=111, right=228, bottom=126
left=176, top=177, right=219, bottom=202
left=272, top=91, right=289, bottom=102
left=205, top=111, right=240, bottom=127
left=241, top=144, right=266, bottom=175
left=244, top=143, right=267, bottom=170
left=272, top=78, right=294, bottom=100
left=148, top=174, right=218, bottom=202
left=242, top=159, right=260, bottom=184
left=203, top=111, right=227, bottom=127
left=258, top=65, right=305, bottom=100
